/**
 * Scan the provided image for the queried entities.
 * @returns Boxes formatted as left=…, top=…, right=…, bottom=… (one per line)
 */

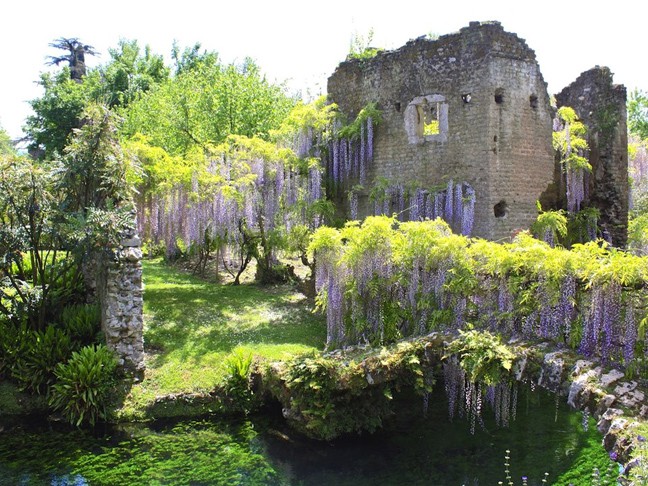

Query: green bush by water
left=10, top=324, right=72, bottom=395
left=49, top=344, right=118, bottom=426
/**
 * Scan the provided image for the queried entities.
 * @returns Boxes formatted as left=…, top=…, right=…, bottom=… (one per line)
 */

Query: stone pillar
left=100, top=230, right=144, bottom=374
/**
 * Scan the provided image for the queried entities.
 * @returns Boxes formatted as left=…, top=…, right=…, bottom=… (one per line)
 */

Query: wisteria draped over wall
left=312, top=217, right=647, bottom=375
left=553, top=109, right=591, bottom=215
left=365, top=180, right=476, bottom=236
left=326, top=116, right=375, bottom=191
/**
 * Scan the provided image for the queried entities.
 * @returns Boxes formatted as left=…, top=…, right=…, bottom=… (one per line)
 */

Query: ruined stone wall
left=555, top=67, right=629, bottom=247
left=100, top=229, right=144, bottom=373
left=86, top=221, right=144, bottom=373
left=328, top=21, right=554, bottom=240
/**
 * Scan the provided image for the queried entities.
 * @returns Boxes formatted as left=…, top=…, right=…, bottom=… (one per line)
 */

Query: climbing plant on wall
left=309, top=216, right=648, bottom=375
left=362, top=179, right=476, bottom=235
left=553, top=106, right=591, bottom=214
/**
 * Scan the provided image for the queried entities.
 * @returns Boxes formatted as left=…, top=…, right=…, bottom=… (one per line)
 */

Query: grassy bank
left=115, top=258, right=325, bottom=420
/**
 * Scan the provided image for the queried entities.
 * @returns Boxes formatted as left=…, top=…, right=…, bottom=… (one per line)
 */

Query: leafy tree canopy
left=628, top=89, right=648, bottom=140
left=122, top=56, right=295, bottom=155
left=0, top=125, right=15, bottom=155
left=101, top=39, right=170, bottom=108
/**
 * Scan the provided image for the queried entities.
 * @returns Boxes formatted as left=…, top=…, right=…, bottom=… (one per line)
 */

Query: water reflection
left=0, top=387, right=614, bottom=485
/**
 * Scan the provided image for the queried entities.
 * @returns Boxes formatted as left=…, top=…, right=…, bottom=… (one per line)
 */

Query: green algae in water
left=0, top=387, right=617, bottom=486
left=0, top=419, right=281, bottom=486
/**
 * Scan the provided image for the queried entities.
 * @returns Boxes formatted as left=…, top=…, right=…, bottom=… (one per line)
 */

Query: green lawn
left=116, top=258, right=325, bottom=419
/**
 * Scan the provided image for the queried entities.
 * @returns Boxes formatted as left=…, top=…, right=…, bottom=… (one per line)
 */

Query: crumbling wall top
left=334, top=21, right=538, bottom=76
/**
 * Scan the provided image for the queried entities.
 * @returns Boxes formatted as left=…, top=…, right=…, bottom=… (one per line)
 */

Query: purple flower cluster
left=566, top=167, right=586, bottom=213
left=578, top=283, right=624, bottom=366
left=624, top=301, right=637, bottom=365
left=327, top=117, right=376, bottom=194
left=366, top=181, right=476, bottom=235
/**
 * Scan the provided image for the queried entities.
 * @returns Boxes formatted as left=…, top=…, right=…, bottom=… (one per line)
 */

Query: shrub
left=49, top=344, right=117, bottom=426
left=11, top=325, right=72, bottom=394
left=61, top=303, right=101, bottom=347
left=444, top=327, right=514, bottom=386
left=222, top=351, right=255, bottom=413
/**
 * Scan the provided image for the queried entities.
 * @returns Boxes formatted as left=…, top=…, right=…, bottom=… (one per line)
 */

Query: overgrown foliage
left=49, top=344, right=118, bottom=426
left=553, top=106, right=591, bottom=213
left=266, top=339, right=431, bottom=440
left=444, top=328, right=514, bottom=386
left=2, top=101, right=129, bottom=422
left=310, top=216, right=648, bottom=375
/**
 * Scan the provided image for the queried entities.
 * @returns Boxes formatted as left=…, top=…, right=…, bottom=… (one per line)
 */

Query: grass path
left=116, top=258, right=325, bottom=419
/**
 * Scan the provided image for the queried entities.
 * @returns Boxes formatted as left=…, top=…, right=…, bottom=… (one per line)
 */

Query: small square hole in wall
left=462, top=93, right=472, bottom=103
left=495, top=88, right=504, bottom=104
left=530, top=94, right=538, bottom=109
left=494, top=200, right=509, bottom=218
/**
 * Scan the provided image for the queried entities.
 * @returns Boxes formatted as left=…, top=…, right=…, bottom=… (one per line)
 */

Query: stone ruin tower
left=327, top=21, right=628, bottom=245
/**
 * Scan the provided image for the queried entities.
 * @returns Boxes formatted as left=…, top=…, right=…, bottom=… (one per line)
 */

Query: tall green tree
left=47, top=38, right=97, bottom=82
left=101, top=39, right=169, bottom=108
left=25, top=69, right=103, bottom=159
left=628, top=89, right=648, bottom=140
left=122, top=55, right=294, bottom=155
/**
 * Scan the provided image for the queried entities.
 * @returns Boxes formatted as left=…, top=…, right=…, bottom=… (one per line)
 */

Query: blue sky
left=2, top=0, right=645, bottom=139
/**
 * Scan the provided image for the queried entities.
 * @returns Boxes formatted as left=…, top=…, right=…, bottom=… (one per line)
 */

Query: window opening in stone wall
left=394, top=101, right=401, bottom=112
left=529, top=94, right=538, bottom=109
left=495, top=88, right=504, bottom=104
left=405, top=94, right=448, bottom=144
left=493, top=200, right=509, bottom=218
left=422, top=102, right=440, bottom=135
left=462, top=93, right=472, bottom=103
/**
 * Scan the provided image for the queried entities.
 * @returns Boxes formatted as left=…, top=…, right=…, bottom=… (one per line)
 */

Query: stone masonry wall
left=86, top=220, right=144, bottom=374
left=555, top=67, right=629, bottom=247
left=328, top=21, right=555, bottom=240
left=100, top=230, right=144, bottom=373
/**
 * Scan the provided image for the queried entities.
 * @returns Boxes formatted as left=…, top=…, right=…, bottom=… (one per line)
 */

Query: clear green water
left=0, top=387, right=617, bottom=486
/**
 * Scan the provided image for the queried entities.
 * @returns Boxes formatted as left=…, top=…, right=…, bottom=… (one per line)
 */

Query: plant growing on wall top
left=347, top=29, right=384, bottom=61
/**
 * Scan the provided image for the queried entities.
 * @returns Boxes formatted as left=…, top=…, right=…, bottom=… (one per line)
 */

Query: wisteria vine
left=351, top=179, right=476, bottom=235
left=310, top=216, right=648, bottom=375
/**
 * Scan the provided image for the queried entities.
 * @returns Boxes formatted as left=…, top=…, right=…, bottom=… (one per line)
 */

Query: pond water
left=0, top=386, right=617, bottom=486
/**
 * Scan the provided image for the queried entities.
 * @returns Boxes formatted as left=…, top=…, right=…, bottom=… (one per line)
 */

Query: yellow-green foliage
left=553, top=106, right=591, bottom=172
left=309, top=216, right=648, bottom=355
left=272, top=96, right=338, bottom=145
left=337, top=102, right=382, bottom=140
left=123, top=134, right=192, bottom=191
